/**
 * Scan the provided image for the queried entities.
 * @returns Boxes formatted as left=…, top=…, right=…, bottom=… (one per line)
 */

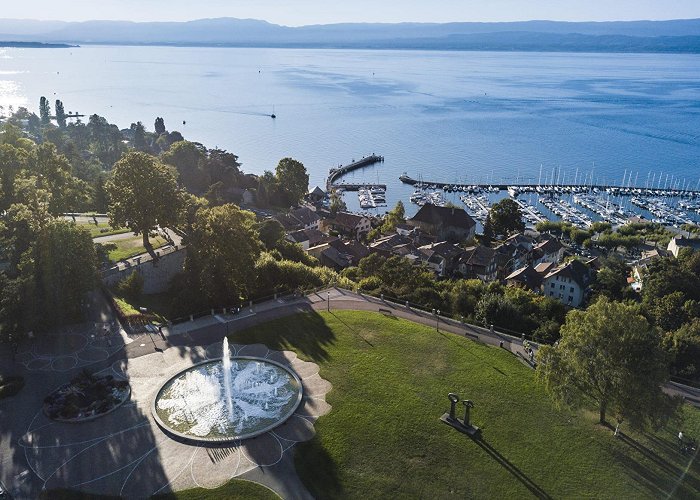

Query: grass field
left=107, top=235, right=169, bottom=262
left=224, top=311, right=700, bottom=499
left=152, top=479, right=279, bottom=499
left=75, top=221, right=130, bottom=238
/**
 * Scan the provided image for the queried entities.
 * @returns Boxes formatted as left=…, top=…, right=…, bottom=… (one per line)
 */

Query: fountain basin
left=152, top=356, right=303, bottom=443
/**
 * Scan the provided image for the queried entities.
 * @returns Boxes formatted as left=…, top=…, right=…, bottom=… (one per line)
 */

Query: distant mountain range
left=1, top=17, right=700, bottom=52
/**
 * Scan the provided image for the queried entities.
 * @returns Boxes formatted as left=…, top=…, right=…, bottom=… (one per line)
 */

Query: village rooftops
left=505, top=265, right=545, bottom=291
left=544, top=259, right=591, bottom=290
left=461, top=245, right=497, bottom=268
left=409, top=204, right=476, bottom=231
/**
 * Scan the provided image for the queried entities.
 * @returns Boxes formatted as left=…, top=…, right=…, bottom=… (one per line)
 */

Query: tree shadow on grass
left=169, top=305, right=337, bottom=364
left=614, top=431, right=700, bottom=496
left=294, top=436, right=343, bottom=500
left=329, top=311, right=374, bottom=348
left=471, top=435, right=553, bottom=500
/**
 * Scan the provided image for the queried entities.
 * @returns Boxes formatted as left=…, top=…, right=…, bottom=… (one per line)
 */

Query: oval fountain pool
left=152, top=346, right=303, bottom=443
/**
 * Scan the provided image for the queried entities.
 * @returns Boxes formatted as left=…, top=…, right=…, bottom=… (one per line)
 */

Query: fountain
left=222, top=338, right=234, bottom=420
left=152, top=340, right=303, bottom=443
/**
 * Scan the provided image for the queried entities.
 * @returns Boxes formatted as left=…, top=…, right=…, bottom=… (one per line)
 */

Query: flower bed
left=43, top=370, right=130, bottom=422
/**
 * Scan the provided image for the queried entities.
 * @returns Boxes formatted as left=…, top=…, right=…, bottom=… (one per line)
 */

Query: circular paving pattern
left=19, top=342, right=332, bottom=498
left=15, top=323, right=125, bottom=373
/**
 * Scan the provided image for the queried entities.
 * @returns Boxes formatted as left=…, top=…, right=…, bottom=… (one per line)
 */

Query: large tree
left=55, top=100, right=67, bottom=128
left=184, top=204, right=261, bottom=308
left=483, top=198, right=525, bottom=239
left=537, top=297, right=680, bottom=429
left=106, top=152, right=182, bottom=258
left=275, top=157, right=309, bottom=205
left=39, top=96, right=51, bottom=125
left=161, top=140, right=208, bottom=193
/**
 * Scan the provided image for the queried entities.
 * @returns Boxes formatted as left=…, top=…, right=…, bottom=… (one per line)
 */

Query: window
left=568, top=296, right=573, bottom=303
left=549, top=292, right=554, bottom=296
left=551, top=283, right=555, bottom=288
left=560, top=284, right=565, bottom=290
left=570, top=287, right=574, bottom=293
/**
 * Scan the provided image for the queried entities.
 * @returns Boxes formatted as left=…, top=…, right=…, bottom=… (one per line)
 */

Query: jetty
left=399, top=174, right=700, bottom=199
left=327, top=154, right=384, bottom=191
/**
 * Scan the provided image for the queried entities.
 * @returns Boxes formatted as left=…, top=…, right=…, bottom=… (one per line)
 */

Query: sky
left=4, top=0, right=700, bottom=25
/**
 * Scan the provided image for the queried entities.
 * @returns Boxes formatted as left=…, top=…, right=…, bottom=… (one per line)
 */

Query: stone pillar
left=448, top=393, right=459, bottom=420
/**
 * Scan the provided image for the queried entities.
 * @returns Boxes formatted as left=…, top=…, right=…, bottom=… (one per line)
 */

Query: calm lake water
left=2, top=46, right=699, bottom=214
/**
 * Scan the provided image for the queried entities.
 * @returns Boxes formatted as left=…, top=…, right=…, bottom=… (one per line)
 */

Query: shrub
left=116, top=271, right=144, bottom=301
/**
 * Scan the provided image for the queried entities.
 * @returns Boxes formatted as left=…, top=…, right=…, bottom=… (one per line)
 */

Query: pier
left=332, top=183, right=387, bottom=192
left=399, top=174, right=700, bottom=198
left=327, top=154, right=384, bottom=191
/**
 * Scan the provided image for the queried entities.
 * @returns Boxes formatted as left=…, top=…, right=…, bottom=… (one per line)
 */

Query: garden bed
left=43, top=370, right=130, bottom=422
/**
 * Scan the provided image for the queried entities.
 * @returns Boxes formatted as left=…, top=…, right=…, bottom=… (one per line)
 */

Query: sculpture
left=440, top=393, right=480, bottom=437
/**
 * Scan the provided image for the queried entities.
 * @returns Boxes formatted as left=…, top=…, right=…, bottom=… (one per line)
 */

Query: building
left=322, top=211, right=372, bottom=240
left=407, top=204, right=476, bottom=243
left=530, top=237, right=564, bottom=267
left=541, top=259, right=592, bottom=307
left=285, top=229, right=327, bottom=251
left=274, top=206, right=321, bottom=231
left=418, top=241, right=465, bottom=277
left=459, top=245, right=498, bottom=282
left=667, top=236, right=700, bottom=258
left=308, top=186, right=326, bottom=203
left=505, top=265, right=545, bottom=292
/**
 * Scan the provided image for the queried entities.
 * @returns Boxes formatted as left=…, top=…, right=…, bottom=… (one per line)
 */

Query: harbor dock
left=327, top=154, right=384, bottom=190
left=399, top=174, right=700, bottom=199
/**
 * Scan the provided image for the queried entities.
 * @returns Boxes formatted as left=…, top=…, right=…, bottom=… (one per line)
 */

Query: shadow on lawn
left=329, top=311, right=374, bottom=348
left=472, top=435, right=553, bottom=500
left=169, top=304, right=337, bottom=364
left=614, top=431, right=700, bottom=497
left=294, top=436, right=343, bottom=499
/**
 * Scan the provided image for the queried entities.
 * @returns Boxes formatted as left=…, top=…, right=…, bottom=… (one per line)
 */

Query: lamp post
left=436, top=309, right=440, bottom=331
left=327, top=291, right=330, bottom=312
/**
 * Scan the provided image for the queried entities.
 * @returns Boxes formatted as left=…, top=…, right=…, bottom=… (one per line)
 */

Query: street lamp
left=436, top=309, right=440, bottom=331
left=327, top=291, right=330, bottom=312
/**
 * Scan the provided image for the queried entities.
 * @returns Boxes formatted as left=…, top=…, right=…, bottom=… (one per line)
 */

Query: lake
left=2, top=46, right=699, bottom=214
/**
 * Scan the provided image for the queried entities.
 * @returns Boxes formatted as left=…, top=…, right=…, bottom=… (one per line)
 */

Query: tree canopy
left=275, top=157, right=309, bottom=205
left=537, top=297, right=680, bottom=429
left=106, top=152, right=182, bottom=257
left=180, top=204, right=261, bottom=309
left=484, top=198, right=524, bottom=240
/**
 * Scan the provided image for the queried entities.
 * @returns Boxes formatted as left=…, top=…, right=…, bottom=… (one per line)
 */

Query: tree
left=537, top=297, right=680, bottom=429
left=131, top=121, right=148, bottom=152
left=329, top=190, right=347, bottom=215
left=39, top=97, right=51, bottom=125
left=32, top=220, right=97, bottom=327
left=55, top=100, right=67, bottom=128
left=161, top=140, right=208, bottom=193
left=663, top=320, right=700, bottom=381
left=589, top=256, right=632, bottom=302
left=368, top=200, right=405, bottom=240
left=106, top=152, right=182, bottom=258
left=484, top=198, right=524, bottom=238
left=275, top=157, right=308, bottom=205
left=257, top=218, right=286, bottom=250
left=183, top=204, right=261, bottom=308
left=154, top=117, right=166, bottom=135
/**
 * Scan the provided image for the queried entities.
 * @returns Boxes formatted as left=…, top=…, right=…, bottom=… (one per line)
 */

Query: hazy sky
left=5, top=0, right=700, bottom=25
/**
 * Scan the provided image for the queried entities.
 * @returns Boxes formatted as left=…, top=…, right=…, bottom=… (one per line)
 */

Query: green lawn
left=75, top=221, right=130, bottom=238
left=224, top=311, right=700, bottom=499
left=107, top=235, right=169, bottom=262
left=152, top=479, right=279, bottom=499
